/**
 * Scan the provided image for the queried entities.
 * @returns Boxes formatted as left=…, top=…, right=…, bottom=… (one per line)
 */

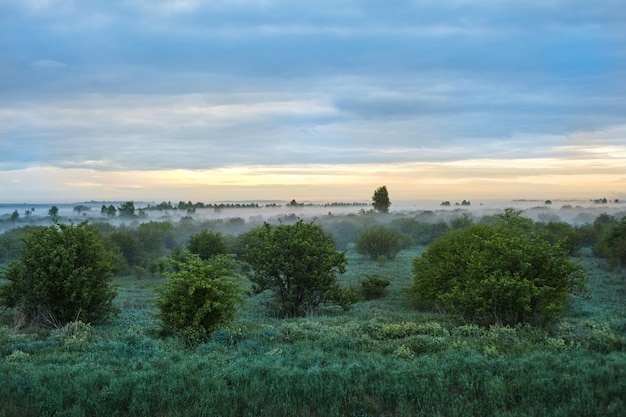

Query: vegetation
left=595, top=215, right=626, bottom=268
left=0, top=222, right=118, bottom=326
left=187, top=230, right=227, bottom=260
left=372, top=185, right=391, bottom=213
left=0, top=204, right=625, bottom=416
left=355, top=226, right=410, bottom=261
left=360, top=274, right=390, bottom=299
left=244, top=220, right=352, bottom=317
left=409, top=223, right=585, bottom=327
left=154, top=253, right=243, bottom=339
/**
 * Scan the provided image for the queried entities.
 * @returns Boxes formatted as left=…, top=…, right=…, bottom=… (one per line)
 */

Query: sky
left=1, top=0, right=625, bottom=204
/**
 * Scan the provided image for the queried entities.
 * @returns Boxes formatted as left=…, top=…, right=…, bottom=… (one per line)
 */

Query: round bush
left=187, top=230, right=227, bottom=260
left=409, top=224, right=584, bottom=327
left=154, top=253, right=243, bottom=337
left=1, top=222, right=118, bottom=326
left=355, top=226, right=410, bottom=261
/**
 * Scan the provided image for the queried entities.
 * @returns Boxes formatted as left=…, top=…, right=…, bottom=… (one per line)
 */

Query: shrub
left=408, top=224, right=584, bottom=327
left=106, top=227, right=142, bottom=270
left=187, top=230, right=227, bottom=260
left=536, top=221, right=583, bottom=256
left=355, top=226, right=410, bottom=261
left=244, top=220, right=351, bottom=317
left=594, top=215, right=626, bottom=268
left=450, top=213, right=474, bottom=230
left=0, top=222, right=118, bottom=326
left=154, top=253, right=243, bottom=337
left=361, top=274, right=390, bottom=299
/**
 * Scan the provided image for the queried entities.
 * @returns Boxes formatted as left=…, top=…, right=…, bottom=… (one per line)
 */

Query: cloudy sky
left=1, top=0, right=625, bottom=204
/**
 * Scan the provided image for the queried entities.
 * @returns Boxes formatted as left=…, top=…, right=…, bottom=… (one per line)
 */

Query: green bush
left=187, top=229, right=227, bottom=260
left=154, top=253, right=243, bottom=338
left=535, top=221, right=583, bottom=256
left=244, top=220, right=351, bottom=317
left=0, top=222, right=118, bottom=326
left=105, top=227, right=142, bottom=270
left=594, top=215, right=626, bottom=268
left=361, top=274, right=390, bottom=299
left=355, top=226, right=410, bottom=261
left=409, top=223, right=585, bottom=327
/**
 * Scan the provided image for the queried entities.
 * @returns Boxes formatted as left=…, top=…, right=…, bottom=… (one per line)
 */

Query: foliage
left=595, top=215, right=626, bottom=268
left=372, top=185, right=391, bottom=213
left=536, top=221, right=584, bottom=256
left=106, top=227, right=143, bottom=271
left=355, top=226, right=410, bottom=261
left=136, top=221, right=177, bottom=257
left=101, top=204, right=117, bottom=217
left=187, top=229, right=227, bottom=260
left=0, top=233, right=625, bottom=417
left=48, top=206, right=59, bottom=219
left=244, top=220, right=351, bottom=317
left=391, top=217, right=450, bottom=245
left=450, top=213, right=474, bottom=230
left=361, top=274, right=390, bottom=299
left=154, top=253, right=243, bottom=338
left=490, top=207, right=535, bottom=232
left=0, top=222, right=118, bottom=326
left=0, top=226, right=45, bottom=264
left=118, top=201, right=136, bottom=217
left=409, top=223, right=585, bottom=326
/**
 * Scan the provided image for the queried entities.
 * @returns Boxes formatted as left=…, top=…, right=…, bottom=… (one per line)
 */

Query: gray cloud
left=0, top=0, right=625, bottom=175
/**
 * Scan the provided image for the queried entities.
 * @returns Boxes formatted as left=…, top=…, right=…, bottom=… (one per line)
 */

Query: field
left=1, top=206, right=625, bottom=416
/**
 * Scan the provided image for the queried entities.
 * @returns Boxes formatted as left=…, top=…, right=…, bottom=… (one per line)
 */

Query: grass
left=1, top=247, right=625, bottom=416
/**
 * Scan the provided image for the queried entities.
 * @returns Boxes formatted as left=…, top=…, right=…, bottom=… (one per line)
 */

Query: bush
left=595, top=215, right=626, bottom=268
left=390, top=218, right=449, bottom=245
left=244, top=220, right=351, bottom=317
left=355, top=226, right=410, bottom=260
left=187, top=230, right=227, bottom=260
left=0, top=222, right=117, bottom=326
left=409, top=224, right=585, bottom=327
left=154, top=253, right=243, bottom=337
left=536, top=221, right=583, bottom=256
left=361, top=274, right=390, bottom=299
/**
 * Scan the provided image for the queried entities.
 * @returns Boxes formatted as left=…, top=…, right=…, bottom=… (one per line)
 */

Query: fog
left=1, top=199, right=625, bottom=235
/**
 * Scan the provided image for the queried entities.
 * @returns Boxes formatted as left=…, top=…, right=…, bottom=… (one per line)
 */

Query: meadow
left=1, top=203, right=625, bottom=416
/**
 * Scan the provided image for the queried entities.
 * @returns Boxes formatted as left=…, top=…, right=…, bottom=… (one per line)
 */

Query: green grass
left=1, top=248, right=625, bottom=416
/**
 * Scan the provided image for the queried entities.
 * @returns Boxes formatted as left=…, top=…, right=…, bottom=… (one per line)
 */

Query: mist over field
left=1, top=198, right=625, bottom=234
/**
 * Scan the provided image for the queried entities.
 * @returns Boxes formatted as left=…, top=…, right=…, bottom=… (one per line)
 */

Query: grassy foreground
left=1, top=248, right=625, bottom=416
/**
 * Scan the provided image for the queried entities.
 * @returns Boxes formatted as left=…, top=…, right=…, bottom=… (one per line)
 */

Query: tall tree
left=372, top=185, right=391, bottom=213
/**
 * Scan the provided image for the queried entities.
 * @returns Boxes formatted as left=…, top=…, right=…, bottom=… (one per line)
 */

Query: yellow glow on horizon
left=1, top=149, right=624, bottom=203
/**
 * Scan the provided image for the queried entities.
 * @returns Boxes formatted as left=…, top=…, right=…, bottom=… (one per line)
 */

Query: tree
left=101, top=204, right=117, bottom=217
left=0, top=222, right=118, bottom=326
left=154, top=253, right=243, bottom=338
left=187, top=230, right=227, bottom=260
left=118, top=201, right=135, bottom=217
left=10, top=210, right=19, bottom=222
left=408, top=223, right=584, bottom=327
left=355, top=226, right=410, bottom=261
left=372, top=186, right=391, bottom=213
left=244, top=220, right=352, bottom=317
left=48, top=205, right=59, bottom=219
